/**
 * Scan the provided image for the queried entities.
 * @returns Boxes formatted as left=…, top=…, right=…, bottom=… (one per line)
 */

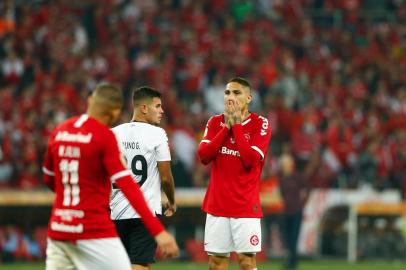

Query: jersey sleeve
left=155, top=128, right=171, bottom=162
left=201, top=116, right=217, bottom=142
left=103, top=130, right=132, bottom=182
left=233, top=115, right=272, bottom=168
left=42, top=132, right=56, bottom=191
left=197, top=116, right=230, bottom=165
left=250, top=115, right=272, bottom=160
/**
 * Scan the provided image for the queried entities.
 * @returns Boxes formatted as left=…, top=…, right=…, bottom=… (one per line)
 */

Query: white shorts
left=46, top=237, right=132, bottom=270
left=204, top=214, right=261, bottom=255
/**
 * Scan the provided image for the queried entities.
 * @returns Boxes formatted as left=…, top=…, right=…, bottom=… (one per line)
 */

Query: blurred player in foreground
left=42, top=84, right=179, bottom=270
left=111, top=86, right=176, bottom=270
left=198, top=77, right=272, bottom=270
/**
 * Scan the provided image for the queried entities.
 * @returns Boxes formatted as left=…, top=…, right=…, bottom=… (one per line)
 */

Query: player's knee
left=209, top=255, right=228, bottom=270
left=239, top=260, right=256, bottom=270
left=237, top=253, right=256, bottom=270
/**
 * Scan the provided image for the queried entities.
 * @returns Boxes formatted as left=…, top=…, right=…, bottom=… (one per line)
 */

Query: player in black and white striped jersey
left=110, top=86, right=176, bottom=270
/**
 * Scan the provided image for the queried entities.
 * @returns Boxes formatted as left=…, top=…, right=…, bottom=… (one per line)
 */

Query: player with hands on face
left=198, top=77, right=272, bottom=270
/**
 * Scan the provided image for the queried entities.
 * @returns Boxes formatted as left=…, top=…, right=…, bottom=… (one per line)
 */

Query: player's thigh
left=204, top=214, right=233, bottom=255
left=126, top=219, right=157, bottom=264
left=230, top=217, right=262, bottom=253
left=73, top=237, right=132, bottom=270
left=46, top=238, right=76, bottom=270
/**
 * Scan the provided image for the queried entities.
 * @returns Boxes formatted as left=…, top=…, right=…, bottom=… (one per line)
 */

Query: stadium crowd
left=0, top=0, right=405, bottom=262
left=0, top=0, right=404, bottom=192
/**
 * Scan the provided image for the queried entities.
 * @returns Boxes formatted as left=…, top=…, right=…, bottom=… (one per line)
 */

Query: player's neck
left=241, top=110, right=250, bottom=121
left=87, top=110, right=109, bottom=126
left=131, top=114, right=148, bottom=124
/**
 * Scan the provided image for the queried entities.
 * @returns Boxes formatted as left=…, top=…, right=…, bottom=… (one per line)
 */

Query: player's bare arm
left=157, top=161, right=177, bottom=217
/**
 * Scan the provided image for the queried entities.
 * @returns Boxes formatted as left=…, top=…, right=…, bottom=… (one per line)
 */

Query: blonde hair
left=91, top=83, right=123, bottom=114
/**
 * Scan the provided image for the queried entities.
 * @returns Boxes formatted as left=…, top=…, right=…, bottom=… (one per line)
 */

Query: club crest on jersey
left=250, top=235, right=259, bottom=246
left=229, top=134, right=249, bottom=144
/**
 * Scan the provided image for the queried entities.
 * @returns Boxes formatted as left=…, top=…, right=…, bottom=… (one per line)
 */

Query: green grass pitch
left=2, top=260, right=406, bottom=270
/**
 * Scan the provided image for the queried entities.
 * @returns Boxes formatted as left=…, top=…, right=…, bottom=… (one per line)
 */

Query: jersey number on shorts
left=59, top=159, right=80, bottom=206
left=131, top=155, right=147, bottom=186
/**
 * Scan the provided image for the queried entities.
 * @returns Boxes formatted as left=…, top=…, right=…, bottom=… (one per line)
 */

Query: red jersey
left=42, top=115, right=163, bottom=240
left=198, top=113, right=272, bottom=218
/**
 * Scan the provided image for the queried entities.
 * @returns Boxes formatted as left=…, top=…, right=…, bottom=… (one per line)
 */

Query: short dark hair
left=132, top=86, right=162, bottom=106
left=228, top=77, right=251, bottom=91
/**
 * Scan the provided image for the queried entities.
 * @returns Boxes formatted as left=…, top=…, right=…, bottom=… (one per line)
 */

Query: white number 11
left=59, top=159, right=80, bottom=206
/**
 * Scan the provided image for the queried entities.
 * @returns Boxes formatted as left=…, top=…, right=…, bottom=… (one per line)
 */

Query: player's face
left=146, top=97, right=164, bottom=125
left=224, top=82, right=252, bottom=111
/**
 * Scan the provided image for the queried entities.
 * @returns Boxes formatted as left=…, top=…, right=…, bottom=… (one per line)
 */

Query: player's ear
left=140, top=104, right=148, bottom=114
left=247, top=93, right=252, bottom=105
left=106, top=108, right=121, bottom=126
left=111, top=108, right=121, bottom=121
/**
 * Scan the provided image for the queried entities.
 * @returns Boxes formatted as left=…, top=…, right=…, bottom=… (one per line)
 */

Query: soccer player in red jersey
left=42, top=84, right=179, bottom=270
left=198, top=77, right=272, bottom=270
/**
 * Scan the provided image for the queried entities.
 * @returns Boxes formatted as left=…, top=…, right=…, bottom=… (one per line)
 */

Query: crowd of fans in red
left=0, top=0, right=405, bottom=196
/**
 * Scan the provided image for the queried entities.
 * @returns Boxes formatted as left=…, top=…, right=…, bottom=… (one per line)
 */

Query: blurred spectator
left=260, top=156, right=284, bottom=256
left=171, top=149, right=193, bottom=187
left=0, top=0, right=15, bottom=38
left=278, top=147, right=310, bottom=270
left=1, top=226, right=20, bottom=262
left=171, top=115, right=197, bottom=173
left=0, top=225, right=45, bottom=262
left=358, top=140, right=380, bottom=188
left=0, top=148, right=12, bottom=186
left=1, top=50, right=23, bottom=84
left=203, top=73, right=225, bottom=115
left=304, top=150, right=336, bottom=188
